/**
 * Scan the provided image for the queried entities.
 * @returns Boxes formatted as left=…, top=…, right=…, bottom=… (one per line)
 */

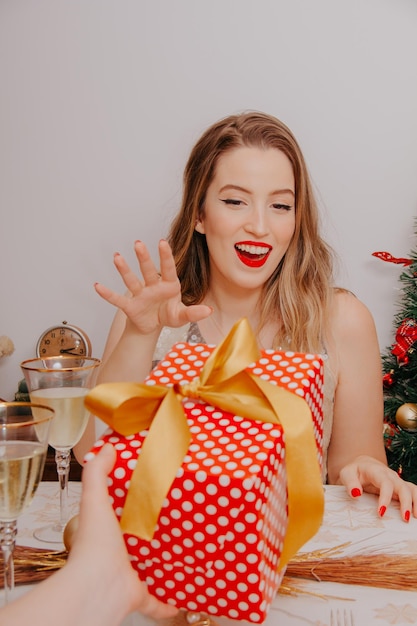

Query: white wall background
left=1, top=0, right=417, bottom=400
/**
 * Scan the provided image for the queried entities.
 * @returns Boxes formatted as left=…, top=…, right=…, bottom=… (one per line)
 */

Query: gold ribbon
left=85, top=318, right=324, bottom=569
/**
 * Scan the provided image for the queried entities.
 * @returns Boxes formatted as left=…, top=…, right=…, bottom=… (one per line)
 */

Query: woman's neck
left=205, top=285, right=260, bottom=324
left=199, top=287, right=278, bottom=349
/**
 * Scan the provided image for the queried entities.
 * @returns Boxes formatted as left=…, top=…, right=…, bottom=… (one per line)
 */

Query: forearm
left=74, top=322, right=160, bottom=463
left=0, top=562, right=135, bottom=626
left=97, top=322, right=160, bottom=384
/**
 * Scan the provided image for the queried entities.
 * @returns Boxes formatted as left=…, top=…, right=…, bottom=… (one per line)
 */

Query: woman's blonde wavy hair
left=167, top=111, right=335, bottom=353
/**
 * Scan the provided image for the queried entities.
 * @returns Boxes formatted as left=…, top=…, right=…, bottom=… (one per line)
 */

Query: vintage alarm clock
left=36, top=321, right=92, bottom=357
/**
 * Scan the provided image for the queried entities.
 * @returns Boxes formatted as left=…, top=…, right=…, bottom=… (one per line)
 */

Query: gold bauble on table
left=395, top=403, right=417, bottom=432
left=63, top=515, right=79, bottom=551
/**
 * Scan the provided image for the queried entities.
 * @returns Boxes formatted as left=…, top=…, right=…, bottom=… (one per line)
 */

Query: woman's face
left=195, top=146, right=296, bottom=294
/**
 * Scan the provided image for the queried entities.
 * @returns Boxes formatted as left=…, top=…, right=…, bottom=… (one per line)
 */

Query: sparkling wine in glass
left=0, top=402, right=53, bottom=604
left=20, top=356, right=100, bottom=543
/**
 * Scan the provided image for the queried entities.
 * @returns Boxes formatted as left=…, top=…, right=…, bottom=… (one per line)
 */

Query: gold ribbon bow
left=85, top=318, right=324, bottom=569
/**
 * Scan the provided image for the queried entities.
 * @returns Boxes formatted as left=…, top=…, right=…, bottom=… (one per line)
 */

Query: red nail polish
left=405, top=510, right=411, bottom=522
left=351, top=488, right=361, bottom=498
left=379, top=505, right=386, bottom=517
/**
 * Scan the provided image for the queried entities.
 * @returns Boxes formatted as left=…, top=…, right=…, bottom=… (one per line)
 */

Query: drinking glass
left=0, top=402, right=53, bottom=604
left=20, top=356, right=100, bottom=543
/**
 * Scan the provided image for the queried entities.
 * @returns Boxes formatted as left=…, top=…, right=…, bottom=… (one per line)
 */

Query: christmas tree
left=373, top=244, right=417, bottom=484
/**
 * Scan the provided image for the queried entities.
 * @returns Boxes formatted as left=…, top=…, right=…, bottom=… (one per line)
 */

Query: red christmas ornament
left=391, top=318, right=417, bottom=364
left=383, top=371, right=395, bottom=388
left=383, top=421, right=399, bottom=447
left=372, top=251, right=413, bottom=266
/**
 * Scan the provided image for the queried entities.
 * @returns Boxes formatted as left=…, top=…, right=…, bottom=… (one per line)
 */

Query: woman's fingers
left=95, top=240, right=212, bottom=331
left=178, top=303, right=213, bottom=325
left=136, top=239, right=181, bottom=288
left=94, top=281, right=129, bottom=310
left=340, top=455, right=417, bottom=522
left=134, top=240, right=163, bottom=286
left=158, top=239, right=181, bottom=282
left=114, top=252, right=144, bottom=295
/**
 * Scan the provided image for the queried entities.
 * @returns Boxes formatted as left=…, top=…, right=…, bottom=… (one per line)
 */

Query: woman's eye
left=272, top=203, right=292, bottom=211
left=221, top=198, right=243, bottom=206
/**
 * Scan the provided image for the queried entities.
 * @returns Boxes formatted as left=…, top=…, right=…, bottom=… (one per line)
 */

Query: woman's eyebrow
left=219, top=184, right=251, bottom=194
left=219, top=184, right=295, bottom=197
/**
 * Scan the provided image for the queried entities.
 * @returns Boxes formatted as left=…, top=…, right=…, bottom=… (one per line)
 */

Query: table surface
left=7, top=482, right=417, bottom=626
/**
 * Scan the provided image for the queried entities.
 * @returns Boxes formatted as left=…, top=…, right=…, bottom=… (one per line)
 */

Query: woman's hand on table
left=339, top=454, right=417, bottom=522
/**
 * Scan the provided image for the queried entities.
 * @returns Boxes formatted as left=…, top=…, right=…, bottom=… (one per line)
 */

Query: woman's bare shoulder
left=330, top=288, right=377, bottom=338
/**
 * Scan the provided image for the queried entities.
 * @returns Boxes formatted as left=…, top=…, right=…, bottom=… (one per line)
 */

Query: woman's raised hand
left=94, top=240, right=212, bottom=335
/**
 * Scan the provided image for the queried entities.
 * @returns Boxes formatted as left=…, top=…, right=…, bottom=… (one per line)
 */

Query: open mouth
left=234, top=242, right=272, bottom=268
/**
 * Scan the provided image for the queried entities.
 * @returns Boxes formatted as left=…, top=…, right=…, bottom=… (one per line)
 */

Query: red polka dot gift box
left=85, top=319, right=324, bottom=624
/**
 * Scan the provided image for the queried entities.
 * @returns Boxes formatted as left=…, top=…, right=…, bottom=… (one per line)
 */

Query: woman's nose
left=244, top=208, right=269, bottom=237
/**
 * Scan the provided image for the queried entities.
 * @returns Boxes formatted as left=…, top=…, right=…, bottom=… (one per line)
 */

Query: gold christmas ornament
left=395, top=403, right=417, bottom=432
left=63, top=515, right=79, bottom=551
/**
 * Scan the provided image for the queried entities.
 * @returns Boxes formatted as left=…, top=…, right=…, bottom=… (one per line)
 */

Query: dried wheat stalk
left=284, top=552, right=417, bottom=591
left=2, top=545, right=416, bottom=593
left=0, top=546, right=67, bottom=587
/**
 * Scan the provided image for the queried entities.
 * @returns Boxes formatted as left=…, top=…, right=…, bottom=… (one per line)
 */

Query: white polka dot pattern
left=90, top=343, right=323, bottom=623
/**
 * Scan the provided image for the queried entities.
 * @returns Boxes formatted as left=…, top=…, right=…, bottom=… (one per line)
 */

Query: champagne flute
left=20, top=356, right=100, bottom=543
left=0, top=402, right=53, bottom=604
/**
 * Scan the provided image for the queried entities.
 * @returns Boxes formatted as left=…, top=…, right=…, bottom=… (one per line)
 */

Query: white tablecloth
left=7, top=483, right=417, bottom=626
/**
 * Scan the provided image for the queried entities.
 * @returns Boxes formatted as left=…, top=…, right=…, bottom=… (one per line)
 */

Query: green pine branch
left=381, top=220, right=417, bottom=483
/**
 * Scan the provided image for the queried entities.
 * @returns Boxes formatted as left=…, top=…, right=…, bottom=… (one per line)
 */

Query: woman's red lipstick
left=234, top=241, right=272, bottom=268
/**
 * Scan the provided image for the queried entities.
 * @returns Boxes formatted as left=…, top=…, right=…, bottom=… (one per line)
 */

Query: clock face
left=36, top=325, right=91, bottom=357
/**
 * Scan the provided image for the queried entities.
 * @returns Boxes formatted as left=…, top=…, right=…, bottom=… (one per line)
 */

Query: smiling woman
left=194, top=146, right=295, bottom=287
left=75, top=111, right=417, bottom=527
